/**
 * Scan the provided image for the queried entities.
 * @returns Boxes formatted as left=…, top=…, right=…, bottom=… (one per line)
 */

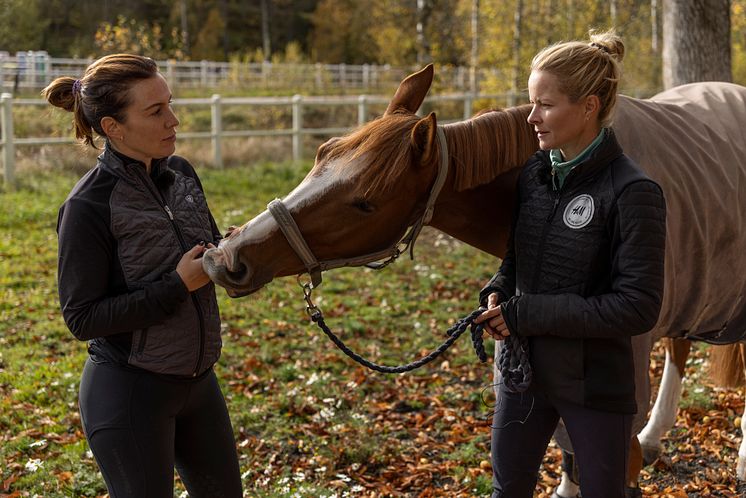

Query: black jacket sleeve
left=57, top=196, right=189, bottom=341
left=503, top=180, right=666, bottom=338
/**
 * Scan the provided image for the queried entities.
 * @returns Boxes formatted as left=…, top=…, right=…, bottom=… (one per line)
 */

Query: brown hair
left=531, top=30, right=625, bottom=127
left=42, top=54, right=159, bottom=148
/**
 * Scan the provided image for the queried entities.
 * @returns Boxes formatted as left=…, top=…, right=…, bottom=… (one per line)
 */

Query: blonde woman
left=475, top=32, right=666, bottom=498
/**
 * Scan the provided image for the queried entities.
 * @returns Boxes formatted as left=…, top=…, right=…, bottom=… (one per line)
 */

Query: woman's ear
left=100, top=116, right=121, bottom=140
left=585, top=95, right=601, bottom=119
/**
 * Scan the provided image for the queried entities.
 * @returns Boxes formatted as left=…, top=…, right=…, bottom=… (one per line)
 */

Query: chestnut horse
left=203, top=65, right=746, bottom=494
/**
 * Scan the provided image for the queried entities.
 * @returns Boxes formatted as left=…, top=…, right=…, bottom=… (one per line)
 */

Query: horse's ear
left=385, top=64, right=434, bottom=115
left=410, top=112, right=438, bottom=166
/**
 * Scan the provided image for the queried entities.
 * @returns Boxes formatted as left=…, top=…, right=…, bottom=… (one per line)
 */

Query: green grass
left=0, top=162, right=499, bottom=497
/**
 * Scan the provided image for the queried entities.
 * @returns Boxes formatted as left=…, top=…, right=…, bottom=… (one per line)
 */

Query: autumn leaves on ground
left=1, top=163, right=745, bottom=497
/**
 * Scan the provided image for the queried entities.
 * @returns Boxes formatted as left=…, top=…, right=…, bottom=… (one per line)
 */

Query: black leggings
left=78, top=359, right=242, bottom=498
left=491, top=384, right=632, bottom=498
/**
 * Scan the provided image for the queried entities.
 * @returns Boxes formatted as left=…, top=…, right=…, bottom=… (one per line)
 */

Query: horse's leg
left=626, top=332, right=653, bottom=492
left=637, top=337, right=691, bottom=464
left=551, top=447, right=581, bottom=498
left=738, top=343, right=746, bottom=480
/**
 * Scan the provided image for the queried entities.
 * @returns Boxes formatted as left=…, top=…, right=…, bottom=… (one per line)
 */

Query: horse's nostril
left=226, top=262, right=248, bottom=282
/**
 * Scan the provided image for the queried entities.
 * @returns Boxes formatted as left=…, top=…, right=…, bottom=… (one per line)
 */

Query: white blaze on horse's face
left=215, top=153, right=361, bottom=270
left=202, top=150, right=372, bottom=294
left=283, top=152, right=365, bottom=211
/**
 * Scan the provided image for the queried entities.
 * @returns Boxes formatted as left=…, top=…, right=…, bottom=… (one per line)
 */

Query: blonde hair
left=42, top=54, right=159, bottom=148
left=531, top=30, right=625, bottom=127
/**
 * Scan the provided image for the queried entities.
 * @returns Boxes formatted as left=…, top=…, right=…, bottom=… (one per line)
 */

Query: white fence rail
left=1, top=52, right=499, bottom=93
left=1, top=91, right=519, bottom=186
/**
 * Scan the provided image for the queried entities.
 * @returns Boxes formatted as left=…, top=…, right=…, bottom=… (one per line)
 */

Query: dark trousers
left=491, top=385, right=632, bottom=498
left=79, top=358, right=242, bottom=498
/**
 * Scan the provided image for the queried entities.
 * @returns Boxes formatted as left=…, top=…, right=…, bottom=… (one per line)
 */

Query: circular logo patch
left=563, top=194, right=594, bottom=229
left=185, top=194, right=194, bottom=203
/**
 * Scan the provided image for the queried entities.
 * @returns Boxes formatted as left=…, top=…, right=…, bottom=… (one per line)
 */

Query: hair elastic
left=72, top=79, right=82, bottom=96
left=590, top=42, right=610, bottom=54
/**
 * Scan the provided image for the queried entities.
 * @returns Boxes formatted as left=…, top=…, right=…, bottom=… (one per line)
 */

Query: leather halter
left=267, top=126, right=449, bottom=288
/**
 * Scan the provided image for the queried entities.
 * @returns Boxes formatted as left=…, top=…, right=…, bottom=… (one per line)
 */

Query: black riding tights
left=490, top=385, right=632, bottom=498
left=79, top=359, right=242, bottom=498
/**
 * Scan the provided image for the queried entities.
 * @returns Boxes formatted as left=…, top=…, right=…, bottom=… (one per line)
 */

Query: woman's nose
left=527, top=106, right=540, bottom=124
left=168, top=109, right=180, bottom=128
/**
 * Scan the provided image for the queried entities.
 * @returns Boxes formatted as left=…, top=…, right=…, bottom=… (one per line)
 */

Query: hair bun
left=589, top=30, right=625, bottom=62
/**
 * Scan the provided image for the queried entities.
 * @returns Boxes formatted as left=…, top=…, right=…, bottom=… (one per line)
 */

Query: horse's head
left=203, top=64, right=447, bottom=297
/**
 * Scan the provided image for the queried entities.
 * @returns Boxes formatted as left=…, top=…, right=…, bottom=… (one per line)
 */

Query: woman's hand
left=176, top=243, right=215, bottom=292
left=474, top=292, right=510, bottom=340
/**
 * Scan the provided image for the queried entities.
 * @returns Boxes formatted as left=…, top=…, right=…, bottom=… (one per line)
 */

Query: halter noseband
left=267, top=126, right=449, bottom=288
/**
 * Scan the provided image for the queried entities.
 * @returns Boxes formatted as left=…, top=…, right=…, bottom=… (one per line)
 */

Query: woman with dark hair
left=44, top=54, right=242, bottom=498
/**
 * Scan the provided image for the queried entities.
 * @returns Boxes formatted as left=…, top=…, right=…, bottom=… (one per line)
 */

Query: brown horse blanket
left=614, top=83, right=746, bottom=344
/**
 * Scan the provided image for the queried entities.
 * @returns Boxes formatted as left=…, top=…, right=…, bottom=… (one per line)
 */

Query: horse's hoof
left=737, top=455, right=746, bottom=480
left=640, top=443, right=661, bottom=466
left=626, top=486, right=643, bottom=498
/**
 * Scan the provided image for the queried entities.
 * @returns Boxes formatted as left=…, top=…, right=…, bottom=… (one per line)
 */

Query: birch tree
left=662, top=0, right=731, bottom=88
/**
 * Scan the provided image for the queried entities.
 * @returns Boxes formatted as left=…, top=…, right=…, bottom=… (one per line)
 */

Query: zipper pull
left=164, top=205, right=174, bottom=220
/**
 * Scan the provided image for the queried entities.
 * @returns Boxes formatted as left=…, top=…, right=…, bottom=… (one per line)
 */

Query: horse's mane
left=322, top=113, right=422, bottom=196
left=446, top=104, right=536, bottom=191
left=321, top=104, right=536, bottom=196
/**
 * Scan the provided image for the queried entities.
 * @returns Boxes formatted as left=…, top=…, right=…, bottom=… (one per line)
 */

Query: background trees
left=0, top=0, right=742, bottom=94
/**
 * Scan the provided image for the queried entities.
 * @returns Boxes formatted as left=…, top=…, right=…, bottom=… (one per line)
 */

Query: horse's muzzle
left=202, top=247, right=262, bottom=297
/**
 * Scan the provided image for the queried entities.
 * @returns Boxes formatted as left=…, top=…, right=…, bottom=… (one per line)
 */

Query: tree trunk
left=470, top=0, right=479, bottom=94
left=651, top=0, right=659, bottom=53
left=510, top=0, right=524, bottom=106
left=416, top=0, right=433, bottom=65
left=662, top=0, right=731, bottom=88
left=181, top=0, right=190, bottom=57
left=261, top=0, right=271, bottom=61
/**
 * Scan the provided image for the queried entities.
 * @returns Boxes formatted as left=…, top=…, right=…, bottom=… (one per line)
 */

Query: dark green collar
left=550, top=128, right=607, bottom=189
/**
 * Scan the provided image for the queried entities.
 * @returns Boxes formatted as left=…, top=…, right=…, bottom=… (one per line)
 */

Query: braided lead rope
left=309, top=307, right=487, bottom=374
left=498, top=334, right=533, bottom=392
left=308, top=304, right=533, bottom=388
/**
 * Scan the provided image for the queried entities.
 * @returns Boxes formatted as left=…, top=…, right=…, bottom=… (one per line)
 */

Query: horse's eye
left=352, top=198, right=375, bottom=213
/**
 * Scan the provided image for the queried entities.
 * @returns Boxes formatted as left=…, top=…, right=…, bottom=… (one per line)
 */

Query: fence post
left=166, top=59, right=176, bottom=89
left=292, top=94, right=303, bottom=162
left=315, top=63, right=323, bottom=91
left=362, top=64, right=370, bottom=90
left=201, top=60, right=209, bottom=87
left=340, top=64, right=347, bottom=90
left=463, top=93, right=473, bottom=120
left=357, top=95, right=368, bottom=127
left=211, top=94, right=223, bottom=168
left=1, top=93, right=15, bottom=187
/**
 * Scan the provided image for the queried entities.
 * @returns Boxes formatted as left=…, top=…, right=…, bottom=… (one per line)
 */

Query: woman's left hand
left=474, top=303, right=511, bottom=340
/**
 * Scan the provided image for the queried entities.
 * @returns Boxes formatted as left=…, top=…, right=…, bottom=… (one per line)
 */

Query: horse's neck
left=428, top=106, right=535, bottom=257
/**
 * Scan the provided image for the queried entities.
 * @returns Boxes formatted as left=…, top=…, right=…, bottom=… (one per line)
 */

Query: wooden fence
left=0, top=52, right=500, bottom=93
left=0, top=91, right=519, bottom=186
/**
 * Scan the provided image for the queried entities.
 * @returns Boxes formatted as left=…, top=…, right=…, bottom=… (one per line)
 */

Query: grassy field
left=2, top=159, right=745, bottom=498
left=0, top=160, right=505, bottom=497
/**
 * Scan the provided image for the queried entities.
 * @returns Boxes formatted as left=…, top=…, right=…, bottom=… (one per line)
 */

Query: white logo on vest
left=185, top=194, right=194, bottom=203
left=563, top=194, right=594, bottom=229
